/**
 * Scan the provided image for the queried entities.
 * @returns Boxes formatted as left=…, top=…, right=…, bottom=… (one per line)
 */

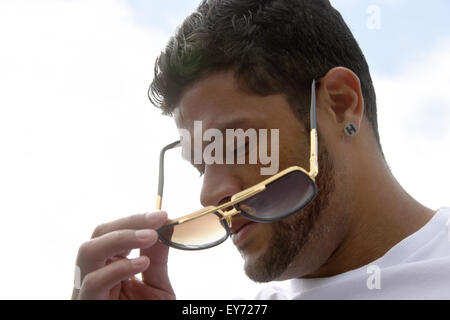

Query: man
left=72, top=0, right=450, bottom=299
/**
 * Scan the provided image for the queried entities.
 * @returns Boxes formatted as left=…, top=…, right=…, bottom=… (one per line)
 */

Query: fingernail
left=131, top=256, right=148, bottom=267
left=135, top=229, right=155, bottom=241
left=145, top=211, right=166, bottom=220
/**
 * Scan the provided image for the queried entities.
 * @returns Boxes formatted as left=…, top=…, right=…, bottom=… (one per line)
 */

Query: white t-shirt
left=255, top=207, right=450, bottom=299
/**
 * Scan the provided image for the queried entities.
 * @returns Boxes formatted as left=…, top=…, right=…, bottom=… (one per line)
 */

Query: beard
left=243, top=142, right=336, bottom=282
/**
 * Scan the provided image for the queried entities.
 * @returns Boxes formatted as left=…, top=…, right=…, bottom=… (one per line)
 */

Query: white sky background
left=0, top=0, right=449, bottom=299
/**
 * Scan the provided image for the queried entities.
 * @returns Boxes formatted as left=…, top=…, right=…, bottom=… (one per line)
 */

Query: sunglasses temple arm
left=156, top=140, right=181, bottom=210
left=309, top=80, right=319, bottom=179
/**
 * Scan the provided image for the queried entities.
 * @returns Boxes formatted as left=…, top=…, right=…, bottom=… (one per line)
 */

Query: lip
left=231, top=221, right=257, bottom=246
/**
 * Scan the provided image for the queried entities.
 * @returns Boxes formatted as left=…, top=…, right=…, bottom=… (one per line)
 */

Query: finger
left=140, top=238, right=174, bottom=294
left=77, top=256, right=150, bottom=300
left=91, top=211, right=168, bottom=239
left=76, top=229, right=158, bottom=282
left=106, top=255, right=129, bottom=265
left=116, top=249, right=132, bottom=258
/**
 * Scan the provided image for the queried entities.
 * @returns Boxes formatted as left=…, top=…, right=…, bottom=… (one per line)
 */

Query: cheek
left=232, top=162, right=267, bottom=187
left=276, top=123, right=310, bottom=169
left=278, top=139, right=310, bottom=171
left=245, top=222, right=274, bottom=252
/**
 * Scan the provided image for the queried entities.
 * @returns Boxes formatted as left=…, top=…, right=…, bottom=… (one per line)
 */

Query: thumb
left=140, top=232, right=174, bottom=294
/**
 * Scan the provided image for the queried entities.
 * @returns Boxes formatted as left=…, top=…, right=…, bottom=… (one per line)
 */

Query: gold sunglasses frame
left=155, top=79, right=319, bottom=249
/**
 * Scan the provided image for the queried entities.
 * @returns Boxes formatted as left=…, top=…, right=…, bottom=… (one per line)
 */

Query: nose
left=200, top=165, right=243, bottom=207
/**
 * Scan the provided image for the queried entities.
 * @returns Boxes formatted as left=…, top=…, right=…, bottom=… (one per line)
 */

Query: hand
left=72, top=211, right=176, bottom=300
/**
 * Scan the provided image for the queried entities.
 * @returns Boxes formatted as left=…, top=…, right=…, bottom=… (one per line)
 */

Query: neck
left=306, top=149, right=435, bottom=278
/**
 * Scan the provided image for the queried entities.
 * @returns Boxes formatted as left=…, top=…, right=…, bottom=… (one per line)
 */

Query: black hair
left=149, top=0, right=381, bottom=150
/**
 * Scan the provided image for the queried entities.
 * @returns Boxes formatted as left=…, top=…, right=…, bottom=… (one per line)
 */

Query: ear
left=319, top=67, right=364, bottom=130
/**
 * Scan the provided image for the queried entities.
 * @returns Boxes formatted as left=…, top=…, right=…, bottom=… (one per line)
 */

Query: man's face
left=174, top=71, right=344, bottom=282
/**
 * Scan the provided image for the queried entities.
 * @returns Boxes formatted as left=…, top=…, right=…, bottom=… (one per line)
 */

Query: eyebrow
left=209, top=116, right=262, bottom=134
left=182, top=116, right=260, bottom=168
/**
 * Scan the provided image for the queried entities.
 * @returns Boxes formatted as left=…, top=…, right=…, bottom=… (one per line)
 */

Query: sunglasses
left=155, top=79, right=319, bottom=250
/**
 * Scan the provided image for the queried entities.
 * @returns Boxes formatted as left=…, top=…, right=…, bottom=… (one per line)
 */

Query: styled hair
left=149, top=0, right=381, bottom=149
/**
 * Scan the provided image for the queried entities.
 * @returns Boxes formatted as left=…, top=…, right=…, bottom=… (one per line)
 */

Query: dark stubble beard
left=244, top=143, right=336, bottom=282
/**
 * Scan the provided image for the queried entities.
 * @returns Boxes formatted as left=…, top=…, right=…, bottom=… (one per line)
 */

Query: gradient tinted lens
left=158, top=212, right=229, bottom=249
left=235, top=170, right=317, bottom=221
